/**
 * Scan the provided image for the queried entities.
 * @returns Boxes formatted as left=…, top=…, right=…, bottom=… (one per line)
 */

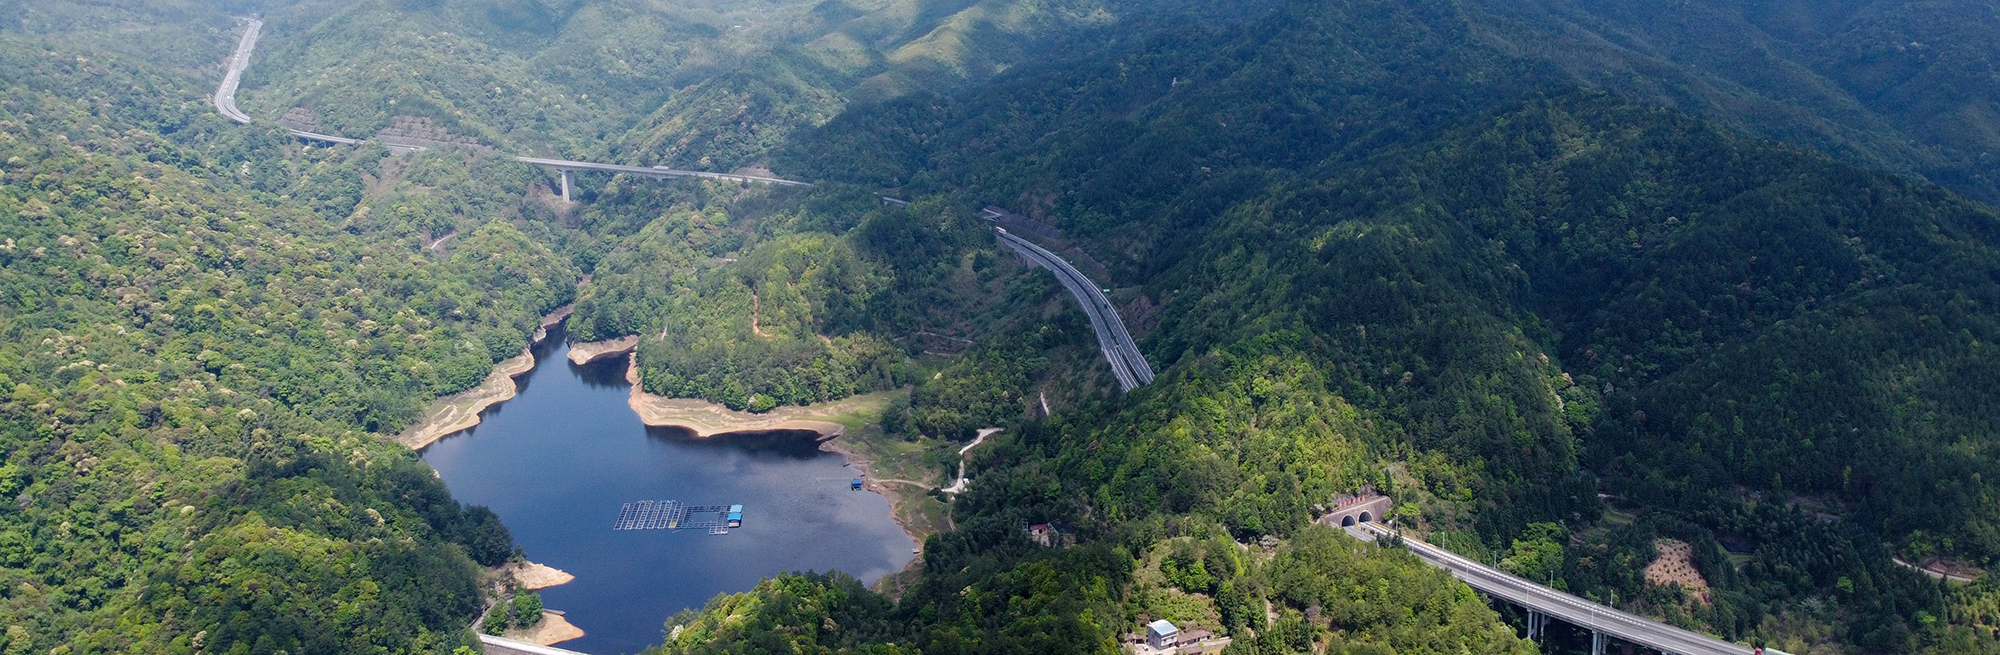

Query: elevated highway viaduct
left=1350, top=522, right=1754, bottom=655
left=512, top=157, right=811, bottom=202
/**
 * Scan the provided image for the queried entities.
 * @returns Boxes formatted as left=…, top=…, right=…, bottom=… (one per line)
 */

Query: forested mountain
left=784, top=0, right=2000, bottom=209
left=229, top=0, right=1270, bottom=166
left=757, top=0, right=2000, bottom=651
left=0, top=5, right=579, bottom=651
left=1488, top=0, right=2000, bottom=202
left=7, top=0, right=2000, bottom=653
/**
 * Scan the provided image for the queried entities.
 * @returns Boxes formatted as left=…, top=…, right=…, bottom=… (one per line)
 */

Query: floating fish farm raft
left=612, top=500, right=740, bottom=532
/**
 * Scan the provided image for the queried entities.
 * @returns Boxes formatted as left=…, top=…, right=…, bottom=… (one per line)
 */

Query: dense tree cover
left=1261, top=530, right=1535, bottom=655
left=1554, top=505, right=1961, bottom=651
left=12, top=0, right=2000, bottom=653
left=603, top=0, right=1277, bottom=170
left=784, top=0, right=2000, bottom=214
left=0, top=19, right=576, bottom=653
left=240, top=0, right=749, bottom=150
left=894, top=318, right=1064, bottom=441
left=574, top=181, right=1057, bottom=412
left=1071, top=92, right=2000, bottom=650
left=482, top=590, right=545, bottom=635
left=580, top=0, right=2000, bottom=650
left=1474, top=0, right=2000, bottom=202
left=649, top=572, right=908, bottom=655
left=716, top=0, right=2000, bottom=646
left=228, top=0, right=1264, bottom=169
left=636, top=230, right=905, bottom=411
left=0, top=0, right=242, bottom=77
left=649, top=523, right=1537, bottom=655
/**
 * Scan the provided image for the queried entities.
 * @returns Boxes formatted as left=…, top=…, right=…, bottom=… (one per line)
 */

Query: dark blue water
left=421, top=326, right=915, bottom=654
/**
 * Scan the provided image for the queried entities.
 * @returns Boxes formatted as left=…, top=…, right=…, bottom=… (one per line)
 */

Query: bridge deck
left=1353, top=524, right=1752, bottom=655
left=514, top=157, right=811, bottom=187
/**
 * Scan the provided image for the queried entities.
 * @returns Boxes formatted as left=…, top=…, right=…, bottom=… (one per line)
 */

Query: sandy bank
left=622, top=357, right=886, bottom=438
left=507, top=611, right=585, bottom=646
left=395, top=305, right=572, bottom=450
left=502, top=560, right=575, bottom=590
left=568, top=334, right=638, bottom=365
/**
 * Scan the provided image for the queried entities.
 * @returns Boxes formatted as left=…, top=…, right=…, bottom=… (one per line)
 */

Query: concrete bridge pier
left=1526, top=609, right=1551, bottom=642
left=560, top=169, right=572, bottom=202
left=1592, top=628, right=1608, bottom=655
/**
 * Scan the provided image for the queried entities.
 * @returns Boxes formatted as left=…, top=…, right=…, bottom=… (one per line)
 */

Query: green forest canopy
left=6, top=0, right=2000, bottom=653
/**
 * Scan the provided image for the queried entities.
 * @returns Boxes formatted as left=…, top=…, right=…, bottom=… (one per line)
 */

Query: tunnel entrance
left=1341, top=516, right=1356, bottom=527
left=1359, top=511, right=1372, bottom=523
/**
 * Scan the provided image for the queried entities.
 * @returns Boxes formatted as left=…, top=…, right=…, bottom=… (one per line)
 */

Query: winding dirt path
left=1894, top=556, right=1980, bottom=583
left=941, top=428, right=1000, bottom=495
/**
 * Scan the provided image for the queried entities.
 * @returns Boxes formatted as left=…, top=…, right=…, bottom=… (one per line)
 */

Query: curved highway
left=213, top=18, right=260, bottom=124
left=211, top=19, right=804, bottom=181
left=214, top=18, right=414, bottom=151
left=1354, top=523, right=1752, bottom=655
left=995, top=228, right=1154, bottom=392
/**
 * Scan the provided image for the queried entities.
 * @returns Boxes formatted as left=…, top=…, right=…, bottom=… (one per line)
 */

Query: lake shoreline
left=619, top=354, right=863, bottom=439
left=431, top=330, right=929, bottom=611
left=508, top=611, right=586, bottom=646
left=395, top=305, right=573, bottom=450
left=504, top=560, right=576, bottom=590
left=817, top=435, right=934, bottom=590
left=483, top=561, right=584, bottom=646
left=587, top=337, right=936, bottom=584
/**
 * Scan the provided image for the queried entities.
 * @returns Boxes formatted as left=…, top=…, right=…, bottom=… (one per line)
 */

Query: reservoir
left=420, top=326, right=916, bottom=654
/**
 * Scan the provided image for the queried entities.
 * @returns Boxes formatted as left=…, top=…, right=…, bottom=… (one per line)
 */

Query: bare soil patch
left=1644, top=538, right=1712, bottom=603
left=501, top=561, right=575, bottom=590
left=505, top=611, right=584, bottom=646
